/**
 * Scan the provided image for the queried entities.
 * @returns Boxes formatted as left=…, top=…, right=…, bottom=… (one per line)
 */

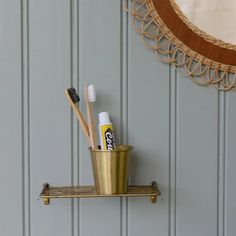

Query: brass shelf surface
left=40, top=181, right=161, bottom=205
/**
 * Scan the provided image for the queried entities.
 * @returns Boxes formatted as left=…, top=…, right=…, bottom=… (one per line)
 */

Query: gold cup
left=89, top=145, right=133, bottom=194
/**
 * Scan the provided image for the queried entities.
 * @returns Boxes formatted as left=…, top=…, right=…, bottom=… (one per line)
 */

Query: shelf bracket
left=150, top=181, right=157, bottom=203
left=41, top=183, right=50, bottom=205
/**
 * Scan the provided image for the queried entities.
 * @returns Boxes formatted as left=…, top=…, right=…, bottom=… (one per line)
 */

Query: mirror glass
left=175, top=0, right=236, bottom=44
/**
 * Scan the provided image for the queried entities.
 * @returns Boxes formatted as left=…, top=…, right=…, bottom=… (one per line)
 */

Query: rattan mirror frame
left=126, top=0, right=236, bottom=91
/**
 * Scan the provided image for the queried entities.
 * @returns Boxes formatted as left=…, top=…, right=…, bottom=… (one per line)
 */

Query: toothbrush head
left=87, top=85, right=96, bottom=102
left=67, top=87, right=80, bottom=104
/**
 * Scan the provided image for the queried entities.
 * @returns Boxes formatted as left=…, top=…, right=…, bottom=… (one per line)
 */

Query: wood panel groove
left=121, top=1, right=129, bottom=236
left=223, top=94, right=227, bottom=236
left=21, top=0, right=31, bottom=235
left=70, top=0, right=80, bottom=236
left=68, top=0, right=76, bottom=232
left=175, top=70, right=179, bottom=236
left=169, top=68, right=177, bottom=236
left=217, top=91, right=227, bottom=236
left=174, top=70, right=178, bottom=236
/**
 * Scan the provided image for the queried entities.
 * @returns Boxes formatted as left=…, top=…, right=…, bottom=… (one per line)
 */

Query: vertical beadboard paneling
left=21, top=0, right=30, bottom=235
left=1, top=1, right=236, bottom=236
left=79, top=0, right=122, bottom=236
left=217, top=91, right=226, bottom=236
left=176, top=77, right=218, bottom=236
left=128, top=23, right=170, bottom=236
left=29, top=1, right=72, bottom=236
left=121, top=0, right=129, bottom=235
left=225, top=92, right=236, bottom=236
left=70, top=0, right=80, bottom=236
left=0, top=1, right=22, bottom=236
left=169, top=69, right=177, bottom=236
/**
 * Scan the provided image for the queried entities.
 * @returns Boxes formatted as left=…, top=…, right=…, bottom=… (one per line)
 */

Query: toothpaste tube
left=98, top=112, right=116, bottom=150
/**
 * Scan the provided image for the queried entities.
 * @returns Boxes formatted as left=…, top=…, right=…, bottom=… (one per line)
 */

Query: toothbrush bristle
left=88, top=85, right=96, bottom=102
left=67, top=87, right=80, bottom=103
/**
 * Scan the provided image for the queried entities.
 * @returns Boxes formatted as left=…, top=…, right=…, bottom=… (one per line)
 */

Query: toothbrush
left=88, top=85, right=98, bottom=148
left=65, top=87, right=90, bottom=144
left=84, top=84, right=98, bottom=149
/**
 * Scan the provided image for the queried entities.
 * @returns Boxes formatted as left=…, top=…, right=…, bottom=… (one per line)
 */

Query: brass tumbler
left=89, top=145, right=133, bottom=194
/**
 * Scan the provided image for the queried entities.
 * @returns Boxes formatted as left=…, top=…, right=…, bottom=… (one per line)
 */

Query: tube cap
left=99, top=112, right=111, bottom=125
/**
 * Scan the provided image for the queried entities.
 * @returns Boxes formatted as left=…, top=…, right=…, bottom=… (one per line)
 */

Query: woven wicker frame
left=125, top=0, right=236, bottom=91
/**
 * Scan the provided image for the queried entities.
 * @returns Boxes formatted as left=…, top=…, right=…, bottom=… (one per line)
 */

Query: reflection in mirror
left=175, top=0, right=236, bottom=44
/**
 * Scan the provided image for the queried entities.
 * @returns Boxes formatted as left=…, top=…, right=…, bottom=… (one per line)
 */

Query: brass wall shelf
left=40, top=181, right=161, bottom=205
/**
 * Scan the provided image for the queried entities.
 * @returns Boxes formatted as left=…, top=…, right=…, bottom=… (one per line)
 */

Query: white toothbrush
left=84, top=84, right=98, bottom=149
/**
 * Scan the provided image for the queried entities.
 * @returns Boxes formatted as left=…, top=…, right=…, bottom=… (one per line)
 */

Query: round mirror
left=126, top=0, right=236, bottom=91
left=175, top=0, right=236, bottom=45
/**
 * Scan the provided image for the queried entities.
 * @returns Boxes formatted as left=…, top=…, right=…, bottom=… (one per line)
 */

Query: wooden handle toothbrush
left=64, top=87, right=91, bottom=145
left=88, top=85, right=98, bottom=147
left=84, top=85, right=98, bottom=149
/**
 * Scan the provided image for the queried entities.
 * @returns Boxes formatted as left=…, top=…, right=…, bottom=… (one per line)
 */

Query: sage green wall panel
left=79, top=0, right=122, bottom=236
left=0, top=1, right=22, bottom=236
left=176, top=77, right=218, bottom=236
left=28, top=1, right=72, bottom=236
left=226, top=93, right=236, bottom=236
left=128, top=22, right=170, bottom=236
